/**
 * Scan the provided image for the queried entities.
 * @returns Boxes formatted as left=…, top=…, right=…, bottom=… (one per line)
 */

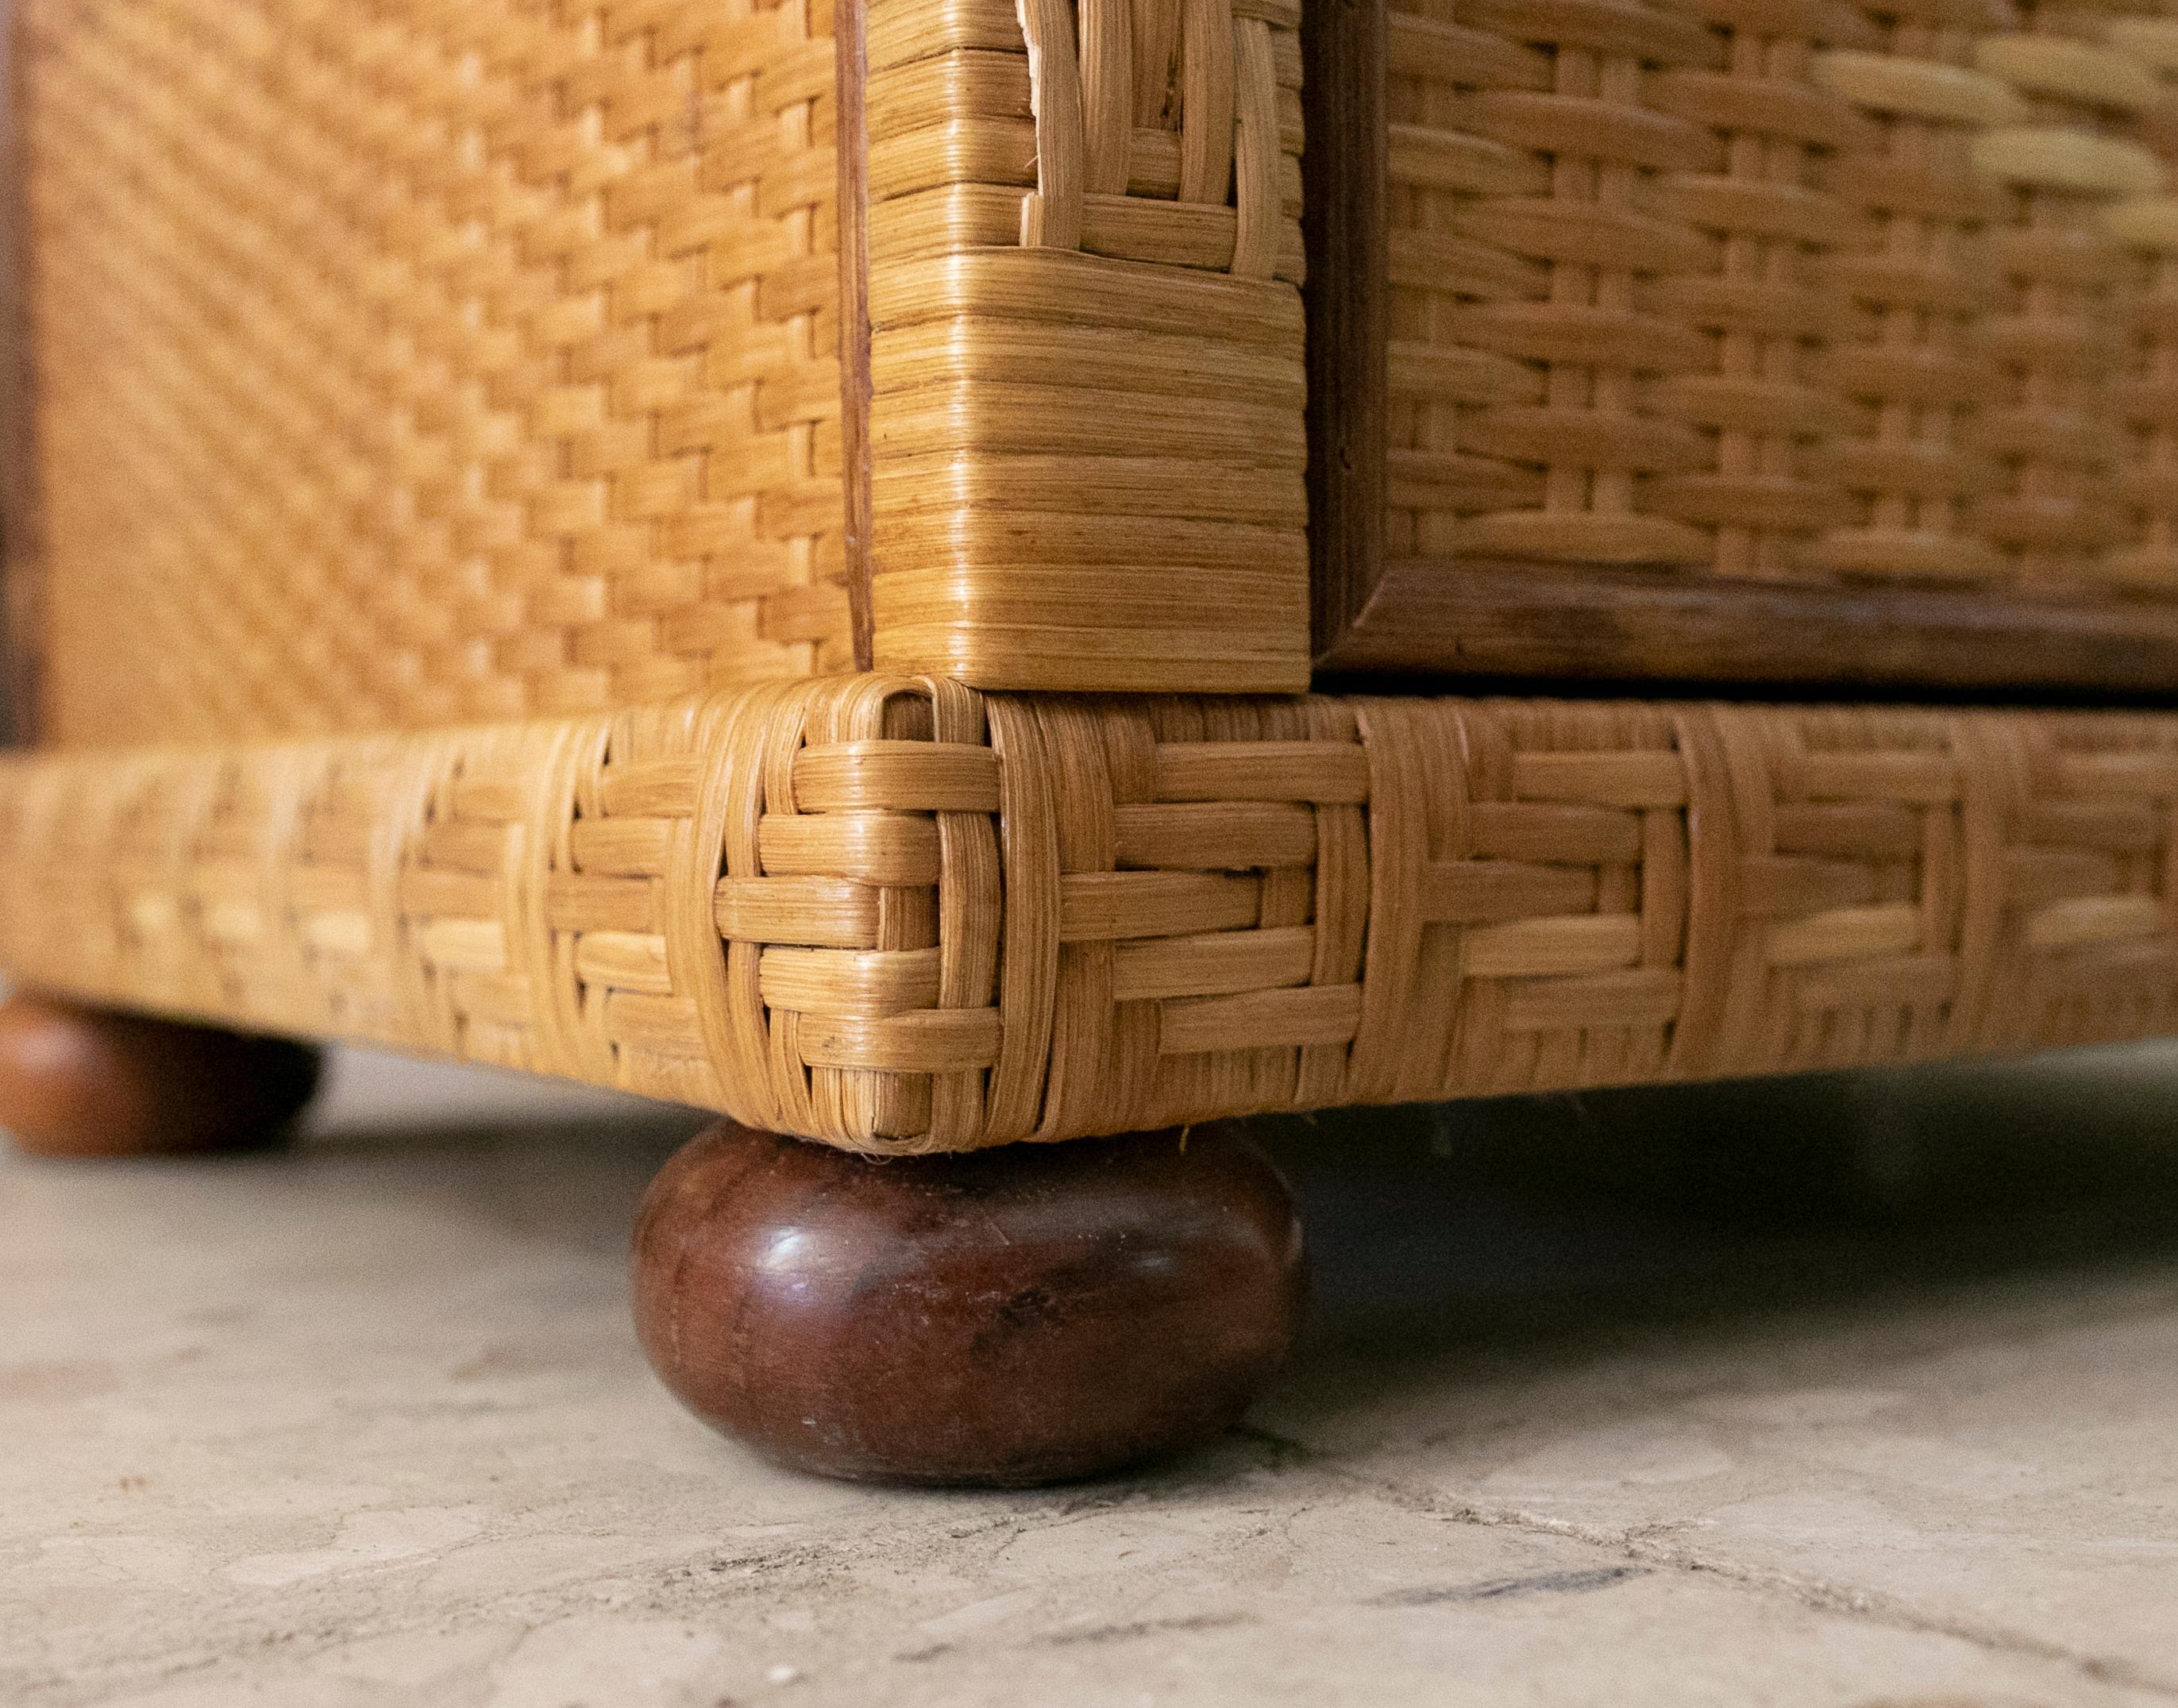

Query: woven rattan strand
left=11, top=0, right=1313, bottom=745
left=17, top=0, right=861, bottom=746
left=858, top=0, right=1312, bottom=693
left=1376, top=0, right=2178, bottom=598
left=4, top=674, right=2176, bottom=1153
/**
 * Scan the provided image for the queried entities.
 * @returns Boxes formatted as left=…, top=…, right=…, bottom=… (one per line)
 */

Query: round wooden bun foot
left=0, top=993, right=323, bottom=1159
left=631, top=1120, right=1307, bottom=1487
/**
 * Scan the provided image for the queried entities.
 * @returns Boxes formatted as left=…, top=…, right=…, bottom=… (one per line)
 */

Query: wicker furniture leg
left=0, top=993, right=321, bottom=1158
left=630, top=1121, right=1307, bottom=1486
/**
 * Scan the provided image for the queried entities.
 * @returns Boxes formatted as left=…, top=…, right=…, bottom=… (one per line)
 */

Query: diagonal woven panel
left=3, top=676, right=2176, bottom=1152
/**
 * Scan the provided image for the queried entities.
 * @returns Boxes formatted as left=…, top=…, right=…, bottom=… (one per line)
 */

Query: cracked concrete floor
left=7, top=1046, right=2178, bottom=1706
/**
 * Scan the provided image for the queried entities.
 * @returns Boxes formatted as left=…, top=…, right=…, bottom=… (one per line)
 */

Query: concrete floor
left=6, top=1047, right=2178, bottom=1706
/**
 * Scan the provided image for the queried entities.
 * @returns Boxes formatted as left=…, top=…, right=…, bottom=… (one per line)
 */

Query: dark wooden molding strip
left=1319, top=557, right=2178, bottom=700
left=1302, top=0, right=1386, bottom=656
left=0, top=0, right=42, bottom=745
left=833, top=0, right=875, bottom=673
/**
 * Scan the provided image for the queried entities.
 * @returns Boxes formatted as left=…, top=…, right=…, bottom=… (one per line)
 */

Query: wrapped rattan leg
left=630, top=1121, right=1307, bottom=1487
left=0, top=993, right=322, bottom=1159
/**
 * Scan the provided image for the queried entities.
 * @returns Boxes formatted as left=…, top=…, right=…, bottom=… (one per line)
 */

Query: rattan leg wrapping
left=2, top=676, right=2175, bottom=1153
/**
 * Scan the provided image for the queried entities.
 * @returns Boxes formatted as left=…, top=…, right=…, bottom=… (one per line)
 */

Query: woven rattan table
left=8, top=0, right=2178, bottom=1483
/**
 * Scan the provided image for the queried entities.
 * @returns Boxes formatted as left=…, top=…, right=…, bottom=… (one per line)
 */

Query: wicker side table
left=10, top=0, right=2178, bottom=1482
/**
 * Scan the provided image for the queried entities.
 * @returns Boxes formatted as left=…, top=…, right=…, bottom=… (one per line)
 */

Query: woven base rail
left=2, top=675, right=2176, bottom=1153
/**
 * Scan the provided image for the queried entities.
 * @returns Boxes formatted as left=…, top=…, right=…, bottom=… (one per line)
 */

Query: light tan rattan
left=17, top=1, right=2178, bottom=1153
left=18, top=0, right=861, bottom=746
left=33, top=0, right=2178, bottom=734
left=4, top=673, right=2177, bottom=1153
left=10, top=0, right=1313, bottom=747
left=1378, top=0, right=2178, bottom=595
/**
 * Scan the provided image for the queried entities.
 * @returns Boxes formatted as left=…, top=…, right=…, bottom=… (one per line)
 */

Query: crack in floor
left=1232, top=1424, right=2178, bottom=1701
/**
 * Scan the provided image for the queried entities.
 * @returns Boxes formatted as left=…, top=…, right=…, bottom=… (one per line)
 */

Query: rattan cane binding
left=35, top=0, right=2178, bottom=720
left=857, top=0, right=1312, bottom=693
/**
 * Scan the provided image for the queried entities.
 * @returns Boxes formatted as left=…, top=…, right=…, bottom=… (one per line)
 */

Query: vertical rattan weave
left=2109, top=10, right=2178, bottom=584
left=1810, top=0, right=2013, bottom=583
left=1970, top=0, right=2162, bottom=581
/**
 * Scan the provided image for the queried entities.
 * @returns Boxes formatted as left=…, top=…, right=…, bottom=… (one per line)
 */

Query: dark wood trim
left=1317, top=557, right=2178, bottom=700
left=833, top=0, right=874, bottom=673
left=0, top=0, right=41, bottom=744
left=1302, top=0, right=1386, bottom=655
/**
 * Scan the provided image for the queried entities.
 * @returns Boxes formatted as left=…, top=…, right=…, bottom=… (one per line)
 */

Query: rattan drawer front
left=1311, top=0, right=2178, bottom=692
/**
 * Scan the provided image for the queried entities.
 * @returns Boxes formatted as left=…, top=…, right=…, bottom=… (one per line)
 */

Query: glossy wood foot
left=0, top=993, right=322, bottom=1158
left=631, top=1121, right=1307, bottom=1487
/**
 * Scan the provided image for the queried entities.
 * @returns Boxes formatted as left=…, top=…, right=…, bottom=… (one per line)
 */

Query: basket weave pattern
left=6, top=674, right=2178, bottom=1152
left=1389, top=0, right=2178, bottom=592
left=20, top=0, right=863, bottom=749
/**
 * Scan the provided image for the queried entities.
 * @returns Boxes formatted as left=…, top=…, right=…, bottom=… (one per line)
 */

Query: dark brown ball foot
left=0, top=993, right=322, bottom=1159
left=630, top=1121, right=1307, bottom=1487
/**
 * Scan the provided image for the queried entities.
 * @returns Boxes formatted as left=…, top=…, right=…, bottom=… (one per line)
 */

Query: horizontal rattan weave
left=1381, top=0, right=2178, bottom=592
left=2, top=674, right=2176, bottom=1152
